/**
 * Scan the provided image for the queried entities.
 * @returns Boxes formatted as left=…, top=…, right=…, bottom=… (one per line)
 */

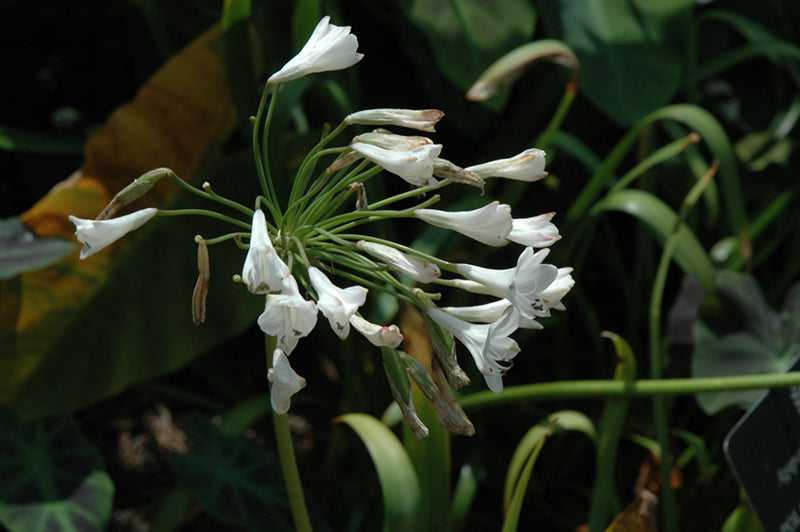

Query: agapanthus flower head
left=466, top=148, right=547, bottom=182
left=268, top=348, right=306, bottom=414
left=268, top=16, right=363, bottom=85
left=69, top=207, right=157, bottom=259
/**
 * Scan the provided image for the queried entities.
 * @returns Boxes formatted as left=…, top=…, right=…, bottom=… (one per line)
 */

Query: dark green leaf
left=166, top=413, right=292, bottom=531
left=0, top=218, right=75, bottom=280
left=0, top=414, right=112, bottom=532
left=542, top=0, right=692, bottom=125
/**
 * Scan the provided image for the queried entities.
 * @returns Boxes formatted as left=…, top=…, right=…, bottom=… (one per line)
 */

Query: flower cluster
left=68, top=16, right=573, bottom=434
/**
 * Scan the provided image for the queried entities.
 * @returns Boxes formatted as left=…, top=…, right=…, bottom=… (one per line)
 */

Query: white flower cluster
left=68, top=16, right=573, bottom=425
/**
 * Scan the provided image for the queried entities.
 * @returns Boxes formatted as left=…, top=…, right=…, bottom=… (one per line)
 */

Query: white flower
left=427, top=306, right=521, bottom=393
left=353, top=130, right=435, bottom=151
left=455, top=247, right=559, bottom=320
left=308, top=266, right=367, bottom=339
left=466, top=148, right=547, bottom=182
left=257, top=275, right=318, bottom=354
left=345, top=109, right=444, bottom=132
left=538, top=267, right=575, bottom=311
left=69, top=207, right=157, bottom=259
left=440, top=300, right=542, bottom=330
left=357, top=241, right=441, bottom=283
left=507, top=212, right=560, bottom=248
left=242, top=209, right=290, bottom=294
left=415, top=202, right=512, bottom=246
left=349, top=314, right=404, bottom=347
left=268, top=16, right=363, bottom=84
left=268, top=349, right=306, bottom=414
left=350, top=141, right=442, bottom=187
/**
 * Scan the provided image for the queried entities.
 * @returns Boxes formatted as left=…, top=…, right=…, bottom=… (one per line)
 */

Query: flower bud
left=345, top=109, right=444, bottom=132
left=96, top=168, right=172, bottom=220
left=192, top=235, right=210, bottom=326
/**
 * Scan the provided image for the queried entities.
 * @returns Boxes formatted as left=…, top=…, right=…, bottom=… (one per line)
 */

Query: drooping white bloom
left=350, top=141, right=442, bottom=187
left=538, top=267, right=575, bottom=311
left=455, top=247, right=558, bottom=320
left=308, top=266, right=367, bottom=339
left=357, top=241, right=440, bottom=283
left=466, top=148, right=547, bottom=182
left=69, top=207, right=157, bottom=259
left=353, top=130, right=435, bottom=151
left=345, top=109, right=444, bottom=132
left=440, top=299, right=542, bottom=330
left=507, top=213, right=560, bottom=248
left=427, top=306, right=521, bottom=393
left=257, top=275, right=318, bottom=354
left=415, top=202, right=512, bottom=246
left=268, top=16, right=363, bottom=84
left=350, top=314, right=404, bottom=347
left=268, top=348, right=306, bottom=414
left=242, top=209, right=290, bottom=294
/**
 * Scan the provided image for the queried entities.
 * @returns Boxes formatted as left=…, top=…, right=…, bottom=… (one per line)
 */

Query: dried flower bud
left=192, top=235, right=210, bottom=326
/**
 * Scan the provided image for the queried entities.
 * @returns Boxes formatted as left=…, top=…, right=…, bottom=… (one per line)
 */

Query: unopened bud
left=348, top=182, right=369, bottom=209
left=433, top=158, right=484, bottom=190
left=327, top=150, right=363, bottom=174
left=345, top=109, right=445, bottom=132
left=97, top=168, right=173, bottom=220
left=192, top=235, right=210, bottom=326
left=423, top=313, right=470, bottom=389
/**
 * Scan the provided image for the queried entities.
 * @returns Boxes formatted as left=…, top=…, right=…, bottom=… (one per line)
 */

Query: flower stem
left=457, top=371, right=800, bottom=410
left=265, top=334, right=313, bottom=532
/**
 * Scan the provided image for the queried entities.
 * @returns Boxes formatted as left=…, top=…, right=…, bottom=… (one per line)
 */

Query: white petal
left=507, top=213, right=560, bottom=248
left=257, top=275, right=318, bottom=354
left=349, top=314, right=403, bottom=347
left=345, top=109, right=444, bottom=132
left=309, top=266, right=367, bottom=339
left=69, top=207, right=157, bottom=259
left=357, top=241, right=440, bottom=283
left=351, top=141, right=442, bottom=187
left=242, top=209, right=289, bottom=294
left=268, top=16, right=363, bottom=84
left=466, top=149, right=547, bottom=182
left=415, top=202, right=512, bottom=246
left=268, top=349, right=306, bottom=414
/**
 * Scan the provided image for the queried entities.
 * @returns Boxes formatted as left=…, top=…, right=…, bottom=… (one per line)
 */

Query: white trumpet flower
left=308, top=266, right=367, bottom=339
left=268, top=16, right=363, bottom=84
left=507, top=213, right=560, bottom=248
left=466, top=148, right=547, bottom=182
left=427, top=306, right=521, bottom=393
left=357, top=241, right=440, bottom=283
left=345, top=109, right=444, bottom=132
left=257, top=275, right=318, bottom=354
left=415, top=202, right=512, bottom=246
left=456, top=248, right=558, bottom=320
left=242, top=209, right=290, bottom=294
left=268, top=349, right=306, bottom=414
left=349, top=314, right=404, bottom=347
left=351, top=141, right=442, bottom=187
left=440, top=300, right=543, bottom=330
left=69, top=207, right=157, bottom=259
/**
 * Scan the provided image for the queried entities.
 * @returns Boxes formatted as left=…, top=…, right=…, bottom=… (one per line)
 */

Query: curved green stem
left=266, top=334, right=313, bottom=532
left=156, top=208, right=251, bottom=230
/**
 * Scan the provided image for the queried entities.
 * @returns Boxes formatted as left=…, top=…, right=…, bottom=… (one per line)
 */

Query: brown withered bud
left=192, top=235, right=210, bottom=326
left=433, top=158, right=484, bottom=190
left=347, top=182, right=369, bottom=209
left=326, top=150, right=363, bottom=174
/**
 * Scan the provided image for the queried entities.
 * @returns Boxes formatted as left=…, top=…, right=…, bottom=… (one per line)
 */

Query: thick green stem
left=266, top=335, right=313, bottom=532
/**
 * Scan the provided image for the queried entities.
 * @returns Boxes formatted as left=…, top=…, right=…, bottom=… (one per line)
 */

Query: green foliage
left=166, top=412, right=293, bottom=531
left=692, top=272, right=800, bottom=414
left=0, top=414, right=113, bottom=532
